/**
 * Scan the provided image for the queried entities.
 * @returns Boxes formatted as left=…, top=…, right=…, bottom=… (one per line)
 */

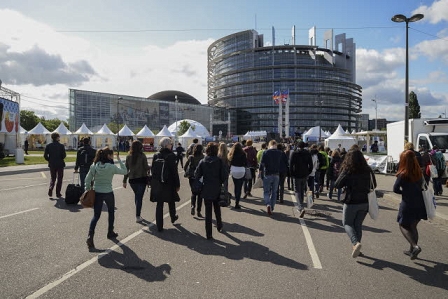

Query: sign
left=0, top=97, right=19, bottom=133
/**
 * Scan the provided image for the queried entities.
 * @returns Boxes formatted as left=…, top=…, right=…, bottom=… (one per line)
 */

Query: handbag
left=245, top=167, right=252, bottom=180
left=230, top=165, right=245, bottom=179
left=306, top=191, right=314, bottom=209
left=368, top=173, right=379, bottom=220
left=422, top=180, right=436, bottom=219
left=253, top=173, right=263, bottom=189
left=80, top=190, right=95, bottom=208
left=428, top=164, right=438, bottom=179
left=218, top=185, right=230, bottom=207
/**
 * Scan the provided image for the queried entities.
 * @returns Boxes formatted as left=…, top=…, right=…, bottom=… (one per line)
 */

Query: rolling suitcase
left=65, top=173, right=83, bottom=205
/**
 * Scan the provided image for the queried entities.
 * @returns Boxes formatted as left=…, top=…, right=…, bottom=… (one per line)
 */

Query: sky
left=0, top=0, right=448, bottom=125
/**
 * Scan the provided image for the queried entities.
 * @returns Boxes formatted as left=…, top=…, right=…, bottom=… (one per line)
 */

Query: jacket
left=44, top=141, right=66, bottom=169
left=260, top=148, right=283, bottom=175
left=334, top=168, right=376, bottom=204
left=75, top=145, right=96, bottom=171
left=289, top=149, right=313, bottom=178
left=243, top=146, right=258, bottom=168
left=184, top=154, right=205, bottom=178
left=230, top=151, right=247, bottom=167
left=150, top=148, right=180, bottom=203
left=327, top=156, right=342, bottom=180
left=123, top=152, right=150, bottom=183
left=318, top=150, right=329, bottom=170
left=85, top=159, right=127, bottom=193
left=195, top=156, right=228, bottom=201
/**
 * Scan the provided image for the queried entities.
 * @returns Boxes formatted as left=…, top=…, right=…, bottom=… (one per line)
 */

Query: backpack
left=317, top=152, right=326, bottom=169
left=151, top=155, right=169, bottom=183
left=435, top=152, right=446, bottom=171
left=79, top=147, right=95, bottom=168
left=184, top=156, right=197, bottom=178
left=333, top=161, right=341, bottom=178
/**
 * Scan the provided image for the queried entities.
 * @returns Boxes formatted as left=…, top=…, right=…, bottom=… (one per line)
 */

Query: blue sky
left=0, top=0, right=447, bottom=126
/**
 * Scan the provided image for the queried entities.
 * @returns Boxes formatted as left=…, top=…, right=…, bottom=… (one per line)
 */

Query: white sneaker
left=136, top=216, right=143, bottom=223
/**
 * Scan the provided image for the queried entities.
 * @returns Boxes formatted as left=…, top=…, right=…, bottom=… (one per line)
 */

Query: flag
left=272, top=90, right=280, bottom=104
left=281, top=89, right=289, bottom=103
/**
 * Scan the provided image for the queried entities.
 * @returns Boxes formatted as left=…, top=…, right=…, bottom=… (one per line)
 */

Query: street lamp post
left=174, top=95, right=178, bottom=143
left=372, top=98, right=378, bottom=130
left=391, top=13, right=424, bottom=142
left=315, top=98, right=323, bottom=143
left=117, top=97, right=122, bottom=153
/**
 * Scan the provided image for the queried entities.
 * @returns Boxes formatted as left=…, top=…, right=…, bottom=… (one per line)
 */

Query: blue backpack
left=435, top=152, right=446, bottom=171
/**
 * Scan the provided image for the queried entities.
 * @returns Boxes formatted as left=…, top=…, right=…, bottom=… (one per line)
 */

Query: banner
left=0, top=97, right=20, bottom=133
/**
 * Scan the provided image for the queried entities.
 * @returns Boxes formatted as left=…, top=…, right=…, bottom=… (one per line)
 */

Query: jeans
left=89, top=192, right=115, bottom=233
left=130, top=182, right=146, bottom=217
left=156, top=201, right=176, bottom=231
left=342, top=203, right=369, bottom=245
left=79, top=169, right=89, bottom=191
left=294, top=177, right=308, bottom=210
left=263, top=174, right=279, bottom=210
left=243, top=168, right=256, bottom=194
left=49, top=167, right=64, bottom=195
left=314, top=170, right=321, bottom=193
left=204, top=200, right=222, bottom=238
left=329, top=180, right=342, bottom=201
left=232, top=176, right=245, bottom=203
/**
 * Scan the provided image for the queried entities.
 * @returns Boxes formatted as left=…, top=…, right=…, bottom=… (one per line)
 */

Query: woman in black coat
left=195, top=142, right=228, bottom=239
left=184, top=144, right=205, bottom=217
left=335, top=149, right=376, bottom=258
left=150, top=137, right=180, bottom=232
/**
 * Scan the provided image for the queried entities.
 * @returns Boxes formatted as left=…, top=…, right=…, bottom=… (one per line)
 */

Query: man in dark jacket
left=75, top=138, right=97, bottom=190
left=243, top=139, right=258, bottom=198
left=260, top=140, right=283, bottom=215
left=290, top=141, right=313, bottom=217
left=44, top=132, right=66, bottom=198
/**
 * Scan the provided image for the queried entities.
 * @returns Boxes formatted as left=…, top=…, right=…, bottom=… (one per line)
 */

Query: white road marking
left=0, top=208, right=40, bottom=220
left=289, top=193, right=323, bottom=269
left=41, top=172, right=46, bottom=178
left=26, top=200, right=191, bottom=299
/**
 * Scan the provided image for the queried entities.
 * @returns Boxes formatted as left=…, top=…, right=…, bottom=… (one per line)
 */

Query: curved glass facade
left=208, top=30, right=362, bottom=136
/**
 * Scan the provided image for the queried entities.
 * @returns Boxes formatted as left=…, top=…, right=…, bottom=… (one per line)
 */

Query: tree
left=177, top=120, right=195, bottom=136
left=409, top=91, right=421, bottom=119
left=20, top=110, right=40, bottom=130
left=41, top=117, right=69, bottom=132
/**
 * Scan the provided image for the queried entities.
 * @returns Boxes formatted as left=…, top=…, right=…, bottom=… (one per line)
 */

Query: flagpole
left=278, top=91, right=282, bottom=139
left=284, top=90, right=289, bottom=138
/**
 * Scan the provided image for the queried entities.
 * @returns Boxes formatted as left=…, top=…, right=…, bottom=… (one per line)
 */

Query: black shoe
left=403, top=250, right=412, bottom=257
left=314, top=192, right=319, bottom=199
left=206, top=236, right=214, bottom=240
left=56, top=193, right=62, bottom=198
left=248, top=193, right=253, bottom=197
left=107, top=231, right=118, bottom=239
left=48, top=189, right=53, bottom=197
left=242, top=193, right=248, bottom=199
left=410, top=246, right=422, bottom=260
left=86, top=237, right=94, bottom=249
left=217, top=223, right=223, bottom=232
left=171, top=215, right=179, bottom=224
left=191, top=207, right=195, bottom=215
left=234, top=204, right=241, bottom=209
left=197, top=212, right=203, bottom=218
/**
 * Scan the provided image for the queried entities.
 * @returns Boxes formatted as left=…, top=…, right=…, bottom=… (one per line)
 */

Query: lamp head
left=409, top=13, right=424, bottom=22
left=391, top=14, right=406, bottom=22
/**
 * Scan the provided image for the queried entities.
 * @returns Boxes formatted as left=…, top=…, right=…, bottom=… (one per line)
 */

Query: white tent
left=73, top=123, right=94, bottom=149
left=179, top=127, right=202, bottom=148
left=19, top=126, right=28, bottom=147
left=303, top=126, right=327, bottom=142
left=167, top=119, right=210, bottom=138
left=136, top=125, right=155, bottom=137
left=157, top=125, right=173, bottom=137
left=52, top=122, right=72, bottom=149
left=118, top=124, right=135, bottom=136
left=28, top=123, right=51, bottom=149
left=93, top=124, right=116, bottom=149
left=324, top=124, right=357, bottom=150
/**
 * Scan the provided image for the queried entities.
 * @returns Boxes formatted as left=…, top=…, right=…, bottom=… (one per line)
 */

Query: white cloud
left=413, top=0, right=448, bottom=24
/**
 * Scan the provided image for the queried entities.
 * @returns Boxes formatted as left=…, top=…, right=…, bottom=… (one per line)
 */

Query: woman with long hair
left=218, top=142, right=230, bottom=195
left=85, top=147, right=127, bottom=249
left=184, top=144, right=205, bottom=217
left=228, top=142, right=247, bottom=209
left=335, top=149, right=376, bottom=258
left=123, top=140, right=150, bottom=223
left=393, top=150, right=427, bottom=260
left=195, top=142, right=228, bottom=239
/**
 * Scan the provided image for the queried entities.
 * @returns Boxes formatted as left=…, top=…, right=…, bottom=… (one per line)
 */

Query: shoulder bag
left=80, top=168, right=96, bottom=208
left=368, top=173, right=379, bottom=220
left=422, top=179, right=436, bottom=219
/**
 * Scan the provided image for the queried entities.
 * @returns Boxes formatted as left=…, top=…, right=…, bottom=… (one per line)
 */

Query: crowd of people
left=42, top=134, right=435, bottom=259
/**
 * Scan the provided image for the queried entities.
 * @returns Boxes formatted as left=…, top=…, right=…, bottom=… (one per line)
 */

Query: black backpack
left=151, top=155, right=170, bottom=183
left=79, top=147, right=95, bottom=168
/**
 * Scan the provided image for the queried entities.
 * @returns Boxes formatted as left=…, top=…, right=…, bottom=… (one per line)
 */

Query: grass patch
left=0, top=155, right=77, bottom=167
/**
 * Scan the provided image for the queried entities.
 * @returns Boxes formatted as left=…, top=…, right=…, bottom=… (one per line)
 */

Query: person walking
left=74, top=137, right=96, bottom=190
left=315, top=145, right=329, bottom=198
left=85, top=147, right=128, bottom=249
left=335, top=149, right=376, bottom=258
left=123, top=140, right=151, bottom=223
left=260, top=140, right=283, bottom=215
left=276, top=143, right=289, bottom=203
left=175, top=142, right=185, bottom=168
left=285, top=144, right=295, bottom=191
left=308, top=144, right=319, bottom=199
left=44, top=132, right=66, bottom=198
left=328, top=150, right=343, bottom=201
left=24, top=138, right=29, bottom=155
left=218, top=142, right=230, bottom=197
left=243, top=140, right=257, bottom=198
left=393, top=150, right=427, bottom=260
left=228, top=142, right=247, bottom=209
left=289, top=141, right=313, bottom=217
left=184, top=144, right=205, bottom=217
left=150, top=137, right=180, bottom=232
left=195, top=142, right=228, bottom=239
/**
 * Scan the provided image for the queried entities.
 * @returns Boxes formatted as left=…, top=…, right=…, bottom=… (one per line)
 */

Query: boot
left=86, top=231, right=94, bottom=249
left=107, top=230, right=118, bottom=239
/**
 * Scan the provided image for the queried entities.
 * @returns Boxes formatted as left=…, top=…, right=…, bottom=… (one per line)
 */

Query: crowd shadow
left=146, top=223, right=307, bottom=271
left=53, top=198, right=82, bottom=212
left=97, top=242, right=172, bottom=282
left=357, top=255, right=448, bottom=291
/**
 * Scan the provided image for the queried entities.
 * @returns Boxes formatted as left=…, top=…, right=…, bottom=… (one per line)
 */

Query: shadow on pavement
left=145, top=223, right=307, bottom=271
left=97, top=242, right=171, bottom=282
left=357, top=255, right=448, bottom=291
left=53, top=198, right=82, bottom=212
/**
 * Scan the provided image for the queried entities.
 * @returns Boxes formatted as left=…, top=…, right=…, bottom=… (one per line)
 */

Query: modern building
left=68, top=89, right=230, bottom=136
left=207, top=27, right=363, bottom=136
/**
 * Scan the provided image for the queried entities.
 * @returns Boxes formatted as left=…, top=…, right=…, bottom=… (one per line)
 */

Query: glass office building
left=208, top=29, right=363, bottom=136
left=68, top=89, right=228, bottom=134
